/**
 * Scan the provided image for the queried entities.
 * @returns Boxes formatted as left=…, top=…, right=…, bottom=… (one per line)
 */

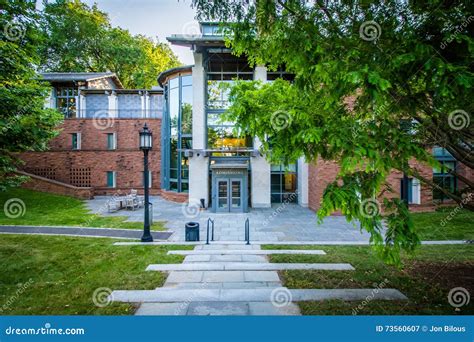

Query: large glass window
left=56, top=87, right=78, bottom=118
left=165, top=74, right=192, bottom=193
left=270, top=164, right=298, bottom=203
left=206, top=53, right=253, bottom=150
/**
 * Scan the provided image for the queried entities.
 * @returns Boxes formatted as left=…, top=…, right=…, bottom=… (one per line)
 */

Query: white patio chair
left=125, top=196, right=139, bottom=210
left=107, top=199, right=120, bottom=212
left=136, top=195, right=145, bottom=208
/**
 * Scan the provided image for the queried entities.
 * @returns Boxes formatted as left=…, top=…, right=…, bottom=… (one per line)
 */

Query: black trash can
left=185, top=222, right=200, bottom=241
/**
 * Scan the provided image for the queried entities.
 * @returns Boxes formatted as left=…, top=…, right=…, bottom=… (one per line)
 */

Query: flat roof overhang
left=166, top=35, right=226, bottom=50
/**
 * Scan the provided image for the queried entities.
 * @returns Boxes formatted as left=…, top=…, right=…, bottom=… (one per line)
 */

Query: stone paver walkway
left=87, top=196, right=373, bottom=242
left=109, top=243, right=407, bottom=315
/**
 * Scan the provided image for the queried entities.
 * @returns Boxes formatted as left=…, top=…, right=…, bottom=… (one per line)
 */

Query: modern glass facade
left=162, top=72, right=192, bottom=192
left=206, top=53, right=253, bottom=150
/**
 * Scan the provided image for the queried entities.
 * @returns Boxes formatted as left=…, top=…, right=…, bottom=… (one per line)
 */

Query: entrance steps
left=110, top=288, right=407, bottom=303
left=108, top=243, right=407, bottom=315
left=167, top=249, right=326, bottom=255
left=146, top=262, right=355, bottom=271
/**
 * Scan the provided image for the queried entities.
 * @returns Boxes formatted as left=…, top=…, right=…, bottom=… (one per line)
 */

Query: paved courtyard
left=87, top=196, right=374, bottom=242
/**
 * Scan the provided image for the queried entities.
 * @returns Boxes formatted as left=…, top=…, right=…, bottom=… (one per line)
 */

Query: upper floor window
left=56, top=87, right=78, bottom=118
left=71, top=132, right=81, bottom=150
left=107, top=133, right=117, bottom=150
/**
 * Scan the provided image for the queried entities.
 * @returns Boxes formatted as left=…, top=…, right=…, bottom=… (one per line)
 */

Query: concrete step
left=110, top=288, right=408, bottom=303
left=146, top=262, right=354, bottom=271
left=168, top=249, right=326, bottom=256
left=159, top=281, right=282, bottom=290
left=135, top=301, right=301, bottom=316
left=165, top=270, right=281, bottom=283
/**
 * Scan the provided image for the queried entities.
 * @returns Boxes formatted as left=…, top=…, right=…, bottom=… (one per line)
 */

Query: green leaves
left=39, top=0, right=181, bottom=88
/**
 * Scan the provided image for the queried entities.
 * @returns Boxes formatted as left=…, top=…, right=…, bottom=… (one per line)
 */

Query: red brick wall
left=161, top=190, right=189, bottom=203
left=18, top=171, right=94, bottom=199
left=19, top=119, right=161, bottom=196
left=308, top=159, right=434, bottom=212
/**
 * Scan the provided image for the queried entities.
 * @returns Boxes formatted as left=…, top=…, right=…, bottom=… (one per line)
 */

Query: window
left=400, top=178, right=421, bottom=204
left=142, top=171, right=152, bottom=188
left=165, top=74, right=192, bottom=193
left=433, top=148, right=457, bottom=201
left=106, top=171, right=116, bottom=188
left=270, top=164, right=298, bottom=203
left=56, top=87, right=78, bottom=118
left=107, top=133, right=116, bottom=150
left=71, top=133, right=81, bottom=150
left=206, top=53, right=253, bottom=150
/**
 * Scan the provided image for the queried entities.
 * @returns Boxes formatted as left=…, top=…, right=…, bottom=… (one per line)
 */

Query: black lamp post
left=139, top=123, right=153, bottom=242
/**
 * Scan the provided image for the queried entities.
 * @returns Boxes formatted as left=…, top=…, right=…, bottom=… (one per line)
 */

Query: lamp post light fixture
left=139, top=123, right=153, bottom=242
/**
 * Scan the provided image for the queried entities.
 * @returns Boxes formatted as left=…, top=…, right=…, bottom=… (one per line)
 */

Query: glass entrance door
left=217, top=179, right=229, bottom=211
left=216, top=178, right=243, bottom=212
left=230, top=179, right=242, bottom=212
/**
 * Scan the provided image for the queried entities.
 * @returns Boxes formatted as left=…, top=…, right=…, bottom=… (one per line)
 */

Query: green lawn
left=264, top=244, right=474, bottom=315
left=0, top=235, right=192, bottom=315
left=0, top=188, right=165, bottom=230
left=412, top=208, right=474, bottom=240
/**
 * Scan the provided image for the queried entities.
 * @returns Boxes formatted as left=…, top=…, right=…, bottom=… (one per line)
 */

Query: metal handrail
left=206, top=218, right=215, bottom=245
left=245, top=218, right=250, bottom=245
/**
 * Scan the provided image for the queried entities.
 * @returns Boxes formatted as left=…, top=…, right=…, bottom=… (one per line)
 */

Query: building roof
left=39, top=72, right=124, bottom=89
left=157, top=65, right=194, bottom=87
left=166, top=34, right=225, bottom=48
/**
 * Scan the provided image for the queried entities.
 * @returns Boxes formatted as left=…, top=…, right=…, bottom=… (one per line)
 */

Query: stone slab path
left=146, top=262, right=355, bottom=271
left=109, top=243, right=408, bottom=315
left=167, top=249, right=326, bottom=255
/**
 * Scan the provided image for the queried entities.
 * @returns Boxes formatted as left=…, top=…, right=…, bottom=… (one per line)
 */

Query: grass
left=411, top=208, right=474, bottom=240
left=264, top=244, right=474, bottom=315
left=0, top=235, right=192, bottom=315
left=0, top=188, right=165, bottom=230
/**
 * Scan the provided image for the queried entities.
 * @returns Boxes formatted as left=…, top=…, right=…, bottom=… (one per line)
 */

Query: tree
left=40, top=0, right=181, bottom=88
left=192, top=0, right=473, bottom=264
left=0, top=0, right=63, bottom=190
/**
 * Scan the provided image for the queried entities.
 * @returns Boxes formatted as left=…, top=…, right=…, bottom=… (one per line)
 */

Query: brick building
left=19, top=23, right=472, bottom=211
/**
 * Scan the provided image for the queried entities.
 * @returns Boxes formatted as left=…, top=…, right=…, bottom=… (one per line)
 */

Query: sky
left=81, top=0, right=198, bottom=65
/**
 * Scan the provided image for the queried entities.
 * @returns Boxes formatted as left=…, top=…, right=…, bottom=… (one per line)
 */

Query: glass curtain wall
left=271, top=164, right=298, bottom=203
left=206, top=53, right=253, bottom=151
left=167, top=74, right=192, bottom=192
